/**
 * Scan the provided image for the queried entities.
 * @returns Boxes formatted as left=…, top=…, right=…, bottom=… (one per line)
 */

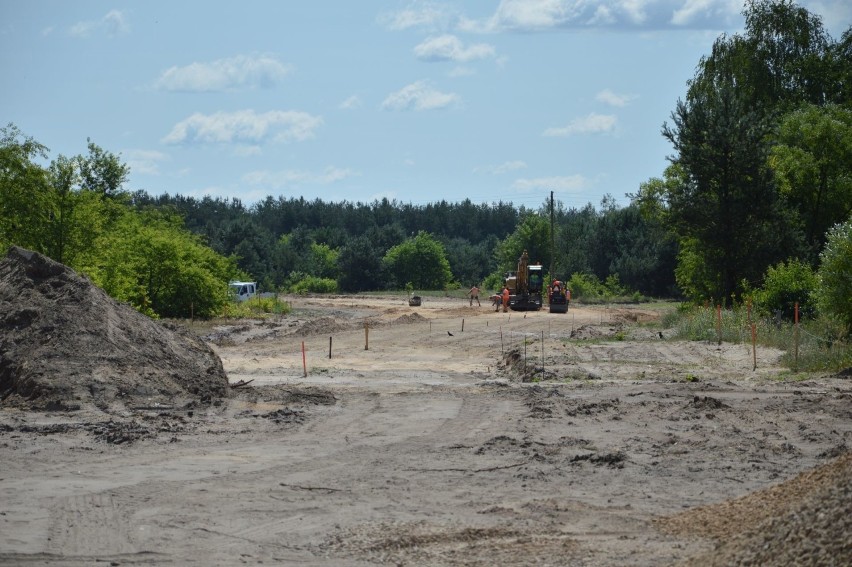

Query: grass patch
left=665, top=304, right=851, bottom=373
left=220, top=295, right=292, bottom=318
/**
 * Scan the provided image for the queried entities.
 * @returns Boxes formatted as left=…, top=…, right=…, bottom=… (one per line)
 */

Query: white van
left=229, top=281, right=257, bottom=302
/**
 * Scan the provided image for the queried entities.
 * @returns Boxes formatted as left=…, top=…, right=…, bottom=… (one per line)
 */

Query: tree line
left=2, top=0, right=850, bottom=333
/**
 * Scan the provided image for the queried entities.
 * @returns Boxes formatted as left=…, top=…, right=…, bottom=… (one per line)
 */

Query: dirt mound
left=0, top=247, right=228, bottom=411
left=295, top=316, right=359, bottom=336
left=392, top=312, right=427, bottom=324
left=659, top=451, right=852, bottom=566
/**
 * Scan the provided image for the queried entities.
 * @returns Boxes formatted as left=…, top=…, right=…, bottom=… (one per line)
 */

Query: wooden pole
left=751, top=323, right=757, bottom=371
left=794, top=302, right=800, bottom=371
left=716, top=304, right=722, bottom=345
left=364, top=322, right=369, bottom=351
left=301, top=341, right=307, bottom=377
left=328, top=336, right=333, bottom=359
left=462, top=318, right=465, bottom=333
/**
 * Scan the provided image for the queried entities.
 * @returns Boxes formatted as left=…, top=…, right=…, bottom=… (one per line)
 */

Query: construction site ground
left=2, top=293, right=850, bottom=566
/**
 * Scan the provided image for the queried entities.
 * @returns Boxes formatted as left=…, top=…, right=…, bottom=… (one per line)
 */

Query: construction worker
left=468, top=285, right=481, bottom=307
left=502, top=286, right=510, bottom=313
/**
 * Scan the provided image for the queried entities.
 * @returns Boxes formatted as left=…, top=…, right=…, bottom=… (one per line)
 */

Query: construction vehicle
left=505, top=250, right=543, bottom=311
left=548, top=279, right=570, bottom=313
left=229, top=281, right=257, bottom=302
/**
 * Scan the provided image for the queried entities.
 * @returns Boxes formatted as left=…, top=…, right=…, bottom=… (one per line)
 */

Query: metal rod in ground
left=365, top=322, right=369, bottom=351
left=462, top=318, right=465, bottom=332
left=329, top=336, right=332, bottom=359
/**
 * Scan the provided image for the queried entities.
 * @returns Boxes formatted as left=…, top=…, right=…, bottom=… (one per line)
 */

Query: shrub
left=814, top=217, right=852, bottom=336
left=221, top=295, right=291, bottom=318
left=290, top=276, right=338, bottom=294
left=754, top=259, right=817, bottom=320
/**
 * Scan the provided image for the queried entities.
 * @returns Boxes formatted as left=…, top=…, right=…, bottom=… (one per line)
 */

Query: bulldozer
left=505, top=250, right=543, bottom=311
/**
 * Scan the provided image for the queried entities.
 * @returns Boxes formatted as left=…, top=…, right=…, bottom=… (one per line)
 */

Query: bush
left=290, top=276, right=338, bottom=294
left=814, top=217, right=852, bottom=336
left=221, top=295, right=291, bottom=318
left=567, top=272, right=606, bottom=301
left=754, top=259, right=817, bottom=320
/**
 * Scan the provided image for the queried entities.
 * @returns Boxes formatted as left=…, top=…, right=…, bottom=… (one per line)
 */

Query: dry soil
left=1, top=273, right=850, bottom=566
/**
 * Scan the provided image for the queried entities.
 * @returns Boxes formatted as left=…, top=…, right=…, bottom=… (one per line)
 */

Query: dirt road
left=1, top=295, right=850, bottom=565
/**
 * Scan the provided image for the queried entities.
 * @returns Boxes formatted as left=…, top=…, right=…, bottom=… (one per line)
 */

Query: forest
left=1, top=1, right=851, bottom=333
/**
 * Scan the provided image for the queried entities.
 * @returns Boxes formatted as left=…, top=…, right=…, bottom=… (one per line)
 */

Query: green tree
left=83, top=211, right=240, bottom=318
left=770, top=104, right=852, bottom=258
left=663, top=82, right=791, bottom=304
left=383, top=231, right=452, bottom=290
left=77, top=139, right=130, bottom=200
left=814, top=217, right=852, bottom=335
left=337, top=236, right=383, bottom=292
left=657, top=0, right=848, bottom=304
left=497, top=213, right=550, bottom=275
left=0, top=123, right=51, bottom=253
left=309, top=242, right=340, bottom=280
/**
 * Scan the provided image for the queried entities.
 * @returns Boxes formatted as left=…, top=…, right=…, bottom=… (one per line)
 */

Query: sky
left=3, top=1, right=851, bottom=211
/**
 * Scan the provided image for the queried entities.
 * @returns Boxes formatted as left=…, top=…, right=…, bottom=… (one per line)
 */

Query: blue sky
left=3, top=1, right=850, bottom=211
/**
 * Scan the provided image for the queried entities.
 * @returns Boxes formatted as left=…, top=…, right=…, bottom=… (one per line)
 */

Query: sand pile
left=659, top=452, right=851, bottom=566
left=0, top=247, right=228, bottom=411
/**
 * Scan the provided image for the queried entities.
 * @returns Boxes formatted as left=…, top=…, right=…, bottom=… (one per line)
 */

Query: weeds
left=665, top=304, right=851, bottom=372
left=220, top=296, right=291, bottom=318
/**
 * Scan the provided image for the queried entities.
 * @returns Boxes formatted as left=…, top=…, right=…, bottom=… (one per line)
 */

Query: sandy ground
left=1, top=294, right=850, bottom=566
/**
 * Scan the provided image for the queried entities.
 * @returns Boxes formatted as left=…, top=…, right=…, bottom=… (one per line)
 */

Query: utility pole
left=549, top=190, right=555, bottom=282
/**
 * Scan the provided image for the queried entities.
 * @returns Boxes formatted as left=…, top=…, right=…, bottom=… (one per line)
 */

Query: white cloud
left=671, top=0, right=730, bottom=26
left=155, top=55, right=292, bottom=92
left=475, top=160, right=528, bottom=174
left=596, top=88, right=638, bottom=107
left=378, top=2, right=456, bottom=30
left=162, top=110, right=323, bottom=145
left=339, top=95, right=362, bottom=110
left=70, top=10, right=129, bottom=38
left=448, top=66, right=476, bottom=77
left=242, top=166, right=358, bottom=189
left=512, top=174, right=589, bottom=192
left=123, top=149, right=169, bottom=176
left=414, top=34, right=496, bottom=62
left=382, top=81, right=460, bottom=111
left=543, top=113, right=617, bottom=137
left=459, top=0, right=743, bottom=32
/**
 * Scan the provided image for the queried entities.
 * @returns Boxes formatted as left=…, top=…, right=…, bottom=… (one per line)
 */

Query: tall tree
left=657, top=0, right=845, bottom=303
left=663, top=82, right=792, bottom=303
left=770, top=104, right=852, bottom=258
